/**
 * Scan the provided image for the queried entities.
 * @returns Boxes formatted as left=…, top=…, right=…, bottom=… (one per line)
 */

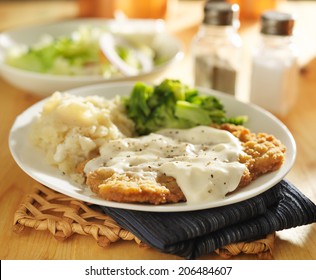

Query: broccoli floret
left=175, top=101, right=211, bottom=125
left=144, top=102, right=193, bottom=134
left=154, top=79, right=187, bottom=101
left=124, top=79, right=247, bottom=135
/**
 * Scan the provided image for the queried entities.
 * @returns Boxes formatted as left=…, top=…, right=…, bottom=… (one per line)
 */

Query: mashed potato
left=31, top=91, right=135, bottom=183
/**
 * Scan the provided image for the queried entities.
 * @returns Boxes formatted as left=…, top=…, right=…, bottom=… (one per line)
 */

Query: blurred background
left=1, top=0, right=316, bottom=98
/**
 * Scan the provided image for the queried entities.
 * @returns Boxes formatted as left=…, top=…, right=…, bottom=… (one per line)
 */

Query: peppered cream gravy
left=84, top=126, right=246, bottom=203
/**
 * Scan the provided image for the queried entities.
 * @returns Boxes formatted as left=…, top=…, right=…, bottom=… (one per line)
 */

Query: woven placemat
left=13, top=184, right=275, bottom=259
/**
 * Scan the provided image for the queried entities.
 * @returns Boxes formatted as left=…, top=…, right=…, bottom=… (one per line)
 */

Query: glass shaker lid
left=260, top=11, right=295, bottom=36
left=203, top=1, right=240, bottom=27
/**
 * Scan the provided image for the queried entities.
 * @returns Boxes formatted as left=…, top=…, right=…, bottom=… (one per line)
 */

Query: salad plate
left=9, top=83, right=296, bottom=212
left=0, top=19, right=183, bottom=97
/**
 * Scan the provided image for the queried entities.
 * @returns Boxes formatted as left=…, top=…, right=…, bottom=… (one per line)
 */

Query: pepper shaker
left=191, top=1, right=242, bottom=96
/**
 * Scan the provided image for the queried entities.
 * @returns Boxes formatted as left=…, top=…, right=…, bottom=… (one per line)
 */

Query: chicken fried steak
left=83, top=124, right=286, bottom=205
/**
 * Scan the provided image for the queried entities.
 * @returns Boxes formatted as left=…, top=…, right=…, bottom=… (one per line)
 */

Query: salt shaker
left=191, top=1, right=242, bottom=96
left=249, top=11, right=299, bottom=117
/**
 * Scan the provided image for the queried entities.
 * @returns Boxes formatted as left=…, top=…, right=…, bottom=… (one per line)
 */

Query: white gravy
left=84, top=126, right=246, bottom=203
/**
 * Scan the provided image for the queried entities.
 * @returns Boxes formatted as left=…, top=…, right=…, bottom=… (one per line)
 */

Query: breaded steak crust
left=84, top=124, right=286, bottom=205
left=219, top=123, right=286, bottom=188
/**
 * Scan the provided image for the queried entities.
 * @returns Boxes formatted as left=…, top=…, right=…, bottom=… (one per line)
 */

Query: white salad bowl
left=0, top=19, right=183, bottom=97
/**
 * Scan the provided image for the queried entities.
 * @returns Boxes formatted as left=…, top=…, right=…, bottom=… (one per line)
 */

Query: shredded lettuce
left=5, top=26, right=156, bottom=77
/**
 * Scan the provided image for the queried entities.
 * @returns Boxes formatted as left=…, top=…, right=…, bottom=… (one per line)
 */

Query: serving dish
left=0, top=19, right=183, bottom=97
left=9, top=83, right=296, bottom=212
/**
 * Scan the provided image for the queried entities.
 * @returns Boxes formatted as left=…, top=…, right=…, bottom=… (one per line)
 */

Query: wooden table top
left=0, top=0, right=315, bottom=260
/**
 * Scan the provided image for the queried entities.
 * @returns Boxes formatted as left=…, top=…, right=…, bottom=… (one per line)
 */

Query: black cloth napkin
left=101, top=180, right=316, bottom=259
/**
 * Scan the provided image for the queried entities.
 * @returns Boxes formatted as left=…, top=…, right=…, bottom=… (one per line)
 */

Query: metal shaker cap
left=260, top=11, right=295, bottom=36
left=203, top=1, right=240, bottom=27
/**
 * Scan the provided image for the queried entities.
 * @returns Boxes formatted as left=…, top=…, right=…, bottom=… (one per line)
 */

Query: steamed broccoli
left=124, top=79, right=247, bottom=135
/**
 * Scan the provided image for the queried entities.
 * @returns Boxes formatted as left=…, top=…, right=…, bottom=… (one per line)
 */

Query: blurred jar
left=78, top=0, right=169, bottom=19
left=116, top=0, right=168, bottom=19
left=78, top=0, right=115, bottom=17
left=227, top=0, right=278, bottom=20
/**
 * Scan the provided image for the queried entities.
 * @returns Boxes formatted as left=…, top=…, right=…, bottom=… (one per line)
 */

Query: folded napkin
left=101, top=180, right=316, bottom=259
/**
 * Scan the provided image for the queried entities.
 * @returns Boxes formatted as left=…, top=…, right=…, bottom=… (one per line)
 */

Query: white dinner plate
left=9, top=83, right=296, bottom=212
left=0, top=19, right=183, bottom=97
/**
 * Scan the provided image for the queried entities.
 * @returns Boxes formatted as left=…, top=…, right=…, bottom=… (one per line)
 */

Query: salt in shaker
left=249, top=11, right=299, bottom=117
